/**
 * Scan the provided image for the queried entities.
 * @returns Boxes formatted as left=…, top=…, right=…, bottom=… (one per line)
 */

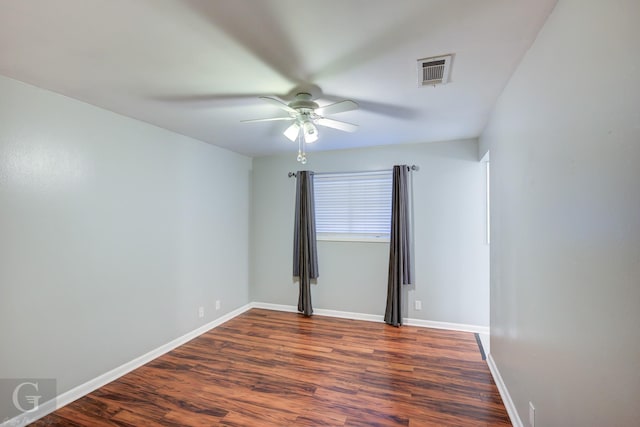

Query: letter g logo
left=12, top=381, right=42, bottom=413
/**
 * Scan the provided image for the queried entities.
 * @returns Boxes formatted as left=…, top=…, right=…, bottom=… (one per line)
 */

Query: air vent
left=417, top=54, right=453, bottom=86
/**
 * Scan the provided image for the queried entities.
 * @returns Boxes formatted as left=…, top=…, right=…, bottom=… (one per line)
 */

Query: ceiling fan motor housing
left=289, top=92, right=319, bottom=111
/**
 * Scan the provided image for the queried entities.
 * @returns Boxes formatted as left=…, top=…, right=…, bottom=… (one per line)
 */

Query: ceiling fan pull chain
left=297, top=131, right=307, bottom=164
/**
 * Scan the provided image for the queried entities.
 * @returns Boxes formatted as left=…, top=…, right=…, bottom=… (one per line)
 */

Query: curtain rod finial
left=288, top=172, right=297, bottom=178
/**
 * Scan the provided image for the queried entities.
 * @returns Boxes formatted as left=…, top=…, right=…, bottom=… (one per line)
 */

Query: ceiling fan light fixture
left=303, top=121, right=318, bottom=143
left=283, top=123, right=300, bottom=141
left=244, top=91, right=358, bottom=160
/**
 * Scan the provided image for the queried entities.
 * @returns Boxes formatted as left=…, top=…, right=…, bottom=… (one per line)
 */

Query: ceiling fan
left=241, top=92, right=359, bottom=162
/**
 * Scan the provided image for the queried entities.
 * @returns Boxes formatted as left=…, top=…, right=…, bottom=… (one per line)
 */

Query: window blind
left=313, top=170, right=392, bottom=241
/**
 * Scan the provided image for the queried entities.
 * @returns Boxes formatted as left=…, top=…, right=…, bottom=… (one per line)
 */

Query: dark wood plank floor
left=33, top=309, right=510, bottom=426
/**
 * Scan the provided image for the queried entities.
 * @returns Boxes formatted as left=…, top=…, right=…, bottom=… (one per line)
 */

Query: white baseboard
left=250, top=302, right=489, bottom=334
left=249, top=302, right=300, bottom=314
left=1, top=303, right=253, bottom=427
left=251, top=301, right=386, bottom=323
left=487, top=353, right=523, bottom=427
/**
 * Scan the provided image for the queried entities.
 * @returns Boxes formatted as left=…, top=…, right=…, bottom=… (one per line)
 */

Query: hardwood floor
left=33, top=309, right=510, bottom=426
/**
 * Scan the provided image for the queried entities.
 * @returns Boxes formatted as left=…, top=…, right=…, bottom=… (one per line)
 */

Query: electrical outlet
left=215, top=300, right=221, bottom=310
left=198, top=306, right=204, bottom=318
left=529, top=401, right=535, bottom=427
left=415, top=300, right=422, bottom=310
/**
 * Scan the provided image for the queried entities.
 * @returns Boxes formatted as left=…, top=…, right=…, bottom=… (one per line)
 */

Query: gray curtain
left=384, top=165, right=413, bottom=326
left=293, top=171, right=319, bottom=316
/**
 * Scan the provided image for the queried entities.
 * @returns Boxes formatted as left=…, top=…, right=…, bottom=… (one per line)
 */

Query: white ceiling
left=0, top=0, right=556, bottom=157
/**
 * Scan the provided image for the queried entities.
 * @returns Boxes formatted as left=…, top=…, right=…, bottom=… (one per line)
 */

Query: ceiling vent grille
left=417, top=54, right=453, bottom=86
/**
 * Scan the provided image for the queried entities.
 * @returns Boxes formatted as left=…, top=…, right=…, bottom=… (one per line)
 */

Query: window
left=313, top=170, right=392, bottom=242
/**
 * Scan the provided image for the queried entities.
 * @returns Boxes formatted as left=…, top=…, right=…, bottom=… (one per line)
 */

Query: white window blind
left=313, top=170, right=392, bottom=241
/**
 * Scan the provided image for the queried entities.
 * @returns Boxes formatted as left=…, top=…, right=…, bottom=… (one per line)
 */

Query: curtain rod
left=288, top=165, right=419, bottom=178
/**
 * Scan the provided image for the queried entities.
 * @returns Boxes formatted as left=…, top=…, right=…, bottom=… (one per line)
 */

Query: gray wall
left=251, top=140, right=489, bottom=326
left=0, top=75, right=252, bottom=416
left=480, top=0, right=640, bottom=425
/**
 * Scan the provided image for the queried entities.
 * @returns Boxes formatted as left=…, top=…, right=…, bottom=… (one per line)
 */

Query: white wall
left=0, top=76, right=251, bottom=420
left=251, top=140, right=489, bottom=327
left=481, top=0, right=640, bottom=425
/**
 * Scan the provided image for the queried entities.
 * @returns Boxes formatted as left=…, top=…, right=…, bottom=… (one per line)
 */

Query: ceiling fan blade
left=259, top=96, right=297, bottom=114
left=316, top=118, right=359, bottom=132
left=241, top=117, right=295, bottom=123
left=154, top=93, right=257, bottom=103
left=323, top=93, right=419, bottom=119
left=315, top=100, right=358, bottom=116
